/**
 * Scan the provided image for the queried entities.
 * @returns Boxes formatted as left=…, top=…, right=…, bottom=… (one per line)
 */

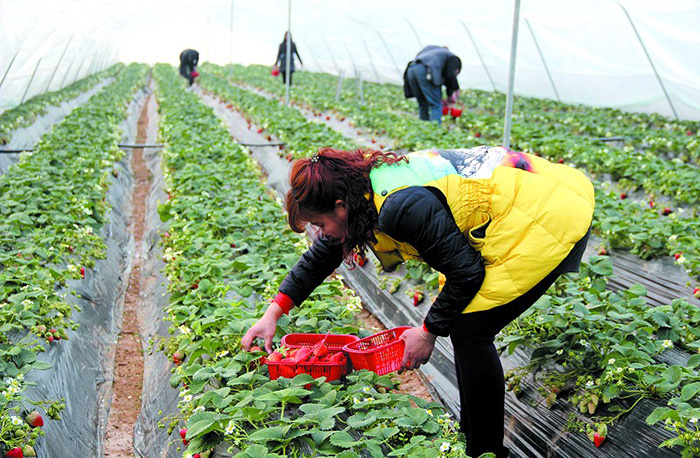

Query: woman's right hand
left=241, top=302, right=284, bottom=354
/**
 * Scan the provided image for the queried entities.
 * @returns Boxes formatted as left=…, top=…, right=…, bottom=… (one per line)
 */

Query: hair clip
left=310, top=154, right=320, bottom=163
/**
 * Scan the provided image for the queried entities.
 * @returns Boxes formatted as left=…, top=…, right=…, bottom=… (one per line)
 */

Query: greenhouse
left=1, top=1, right=699, bottom=457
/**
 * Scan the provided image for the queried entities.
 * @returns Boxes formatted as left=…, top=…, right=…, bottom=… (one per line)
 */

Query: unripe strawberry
left=22, top=446, right=35, bottom=457
left=173, top=351, right=185, bottom=365
left=26, top=411, right=44, bottom=427
left=36, top=325, right=46, bottom=335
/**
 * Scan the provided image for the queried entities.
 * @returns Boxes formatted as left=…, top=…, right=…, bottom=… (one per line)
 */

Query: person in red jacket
left=242, top=147, right=593, bottom=458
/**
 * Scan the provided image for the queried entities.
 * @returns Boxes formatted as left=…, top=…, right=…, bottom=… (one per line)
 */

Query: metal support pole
left=322, top=35, right=340, bottom=75
left=347, top=18, right=402, bottom=80
left=229, top=0, right=235, bottom=64
left=45, top=35, right=74, bottom=93
left=362, top=39, right=380, bottom=83
left=358, top=73, right=364, bottom=104
left=461, top=21, right=497, bottom=92
left=503, top=0, right=521, bottom=150
left=59, top=58, right=76, bottom=89
left=0, top=47, right=21, bottom=96
left=20, top=57, right=43, bottom=104
left=524, top=19, right=560, bottom=103
left=618, top=2, right=679, bottom=120
left=344, top=43, right=358, bottom=77
left=335, top=70, right=344, bottom=102
left=284, top=0, right=292, bottom=106
left=405, top=19, right=423, bottom=49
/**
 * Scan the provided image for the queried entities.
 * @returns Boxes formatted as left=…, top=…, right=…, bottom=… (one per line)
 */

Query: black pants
left=450, top=228, right=590, bottom=458
left=281, top=71, right=293, bottom=85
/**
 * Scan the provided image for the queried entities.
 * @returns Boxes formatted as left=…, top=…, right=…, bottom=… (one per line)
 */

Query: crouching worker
left=179, top=48, right=199, bottom=86
left=242, top=146, right=594, bottom=458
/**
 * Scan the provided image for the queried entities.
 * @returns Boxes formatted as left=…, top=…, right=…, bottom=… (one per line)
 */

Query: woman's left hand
left=398, top=326, right=436, bottom=373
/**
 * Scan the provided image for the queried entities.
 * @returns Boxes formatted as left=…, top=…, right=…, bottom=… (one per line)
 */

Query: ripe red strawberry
left=26, top=410, right=44, bottom=427
left=163, top=232, right=170, bottom=238
left=5, top=447, right=23, bottom=458
left=250, top=346, right=262, bottom=352
left=193, top=454, right=201, bottom=458
left=379, top=144, right=385, bottom=149
left=674, top=252, right=682, bottom=260
left=598, top=247, right=608, bottom=256
left=230, top=243, right=236, bottom=248
left=558, top=158, right=564, bottom=164
left=257, top=128, right=264, bottom=133
left=179, top=427, right=188, bottom=445
left=371, top=138, right=376, bottom=143
left=649, top=200, right=655, bottom=208
left=693, top=287, right=700, bottom=299
left=442, top=106, right=449, bottom=116
left=353, top=253, right=366, bottom=267
left=662, top=207, right=673, bottom=216
left=474, top=132, right=481, bottom=138
left=286, top=153, right=294, bottom=162
left=226, top=103, right=233, bottom=109
left=593, top=432, right=605, bottom=447
left=47, top=335, right=54, bottom=343
left=413, top=291, right=425, bottom=307
left=329, top=352, right=345, bottom=363
left=620, top=193, right=628, bottom=199
left=191, top=283, right=199, bottom=290
left=687, top=130, right=693, bottom=136
left=326, top=116, right=330, bottom=120
left=266, top=351, right=283, bottom=362
left=80, top=266, right=85, bottom=278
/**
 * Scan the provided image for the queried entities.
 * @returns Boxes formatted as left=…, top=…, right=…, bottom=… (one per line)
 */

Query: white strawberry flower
left=690, top=417, right=698, bottom=424
left=662, top=340, right=673, bottom=349
left=607, top=358, right=616, bottom=365
left=21, top=299, right=32, bottom=307
left=362, top=386, right=371, bottom=393
left=182, top=394, right=193, bottom=403
left=439, top=441, right=451, bottom=452
left=225, top=420, right=236, bottom=434
left=10, top=415, right=22, bottom=426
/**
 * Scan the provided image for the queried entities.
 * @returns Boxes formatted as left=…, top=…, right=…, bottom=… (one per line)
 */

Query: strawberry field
left=0, top=62, right=699, bottom=458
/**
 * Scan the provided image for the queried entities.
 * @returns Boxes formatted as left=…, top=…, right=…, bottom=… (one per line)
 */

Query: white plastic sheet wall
left=2, top=0, right=699, bottom=120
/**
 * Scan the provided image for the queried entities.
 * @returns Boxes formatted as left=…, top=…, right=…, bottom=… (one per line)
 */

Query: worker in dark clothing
left=404, top=46, right=461, bottom=124
left=274, top=32, right=303, bottom=86
left=179, top=49, right=199, bottom=86
left=241, top=146, right=594, bottom=458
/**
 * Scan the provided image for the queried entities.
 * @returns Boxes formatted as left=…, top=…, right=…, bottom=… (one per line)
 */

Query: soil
left=103, top=95, right=152, bottom=456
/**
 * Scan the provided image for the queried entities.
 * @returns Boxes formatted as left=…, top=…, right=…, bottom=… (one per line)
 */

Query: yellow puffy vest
left=369, top=147, right=594, bottom=313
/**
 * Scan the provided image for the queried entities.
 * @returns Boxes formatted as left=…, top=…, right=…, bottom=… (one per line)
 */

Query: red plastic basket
left=266, top=352, right=347, bottom=381
left=342, top=327, right=411, bottom=375
left=281, top=333, right=359, bottom=352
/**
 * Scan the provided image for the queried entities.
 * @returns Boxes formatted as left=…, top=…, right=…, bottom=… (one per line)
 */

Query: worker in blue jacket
left=404, top=45, right=461, bottom=124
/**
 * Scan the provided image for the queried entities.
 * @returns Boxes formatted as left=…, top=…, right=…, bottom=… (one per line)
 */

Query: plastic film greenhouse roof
left=1, top=0, right=700, bottom=119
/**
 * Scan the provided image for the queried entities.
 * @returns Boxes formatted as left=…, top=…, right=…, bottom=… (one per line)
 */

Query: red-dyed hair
left=286, top=148, right=407, bottom=258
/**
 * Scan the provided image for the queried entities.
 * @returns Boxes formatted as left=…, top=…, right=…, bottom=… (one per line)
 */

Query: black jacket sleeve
left=378, top=187, right=485, bottom=337
left=278, top=234, right=344, bottom=307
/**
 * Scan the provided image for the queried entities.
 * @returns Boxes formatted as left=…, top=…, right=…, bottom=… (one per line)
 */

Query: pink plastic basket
left=342, top=327, right=411, bottom=375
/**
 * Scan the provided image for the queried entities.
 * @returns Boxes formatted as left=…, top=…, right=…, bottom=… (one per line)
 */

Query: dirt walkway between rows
left=104, top=94, right=151, bottom=457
